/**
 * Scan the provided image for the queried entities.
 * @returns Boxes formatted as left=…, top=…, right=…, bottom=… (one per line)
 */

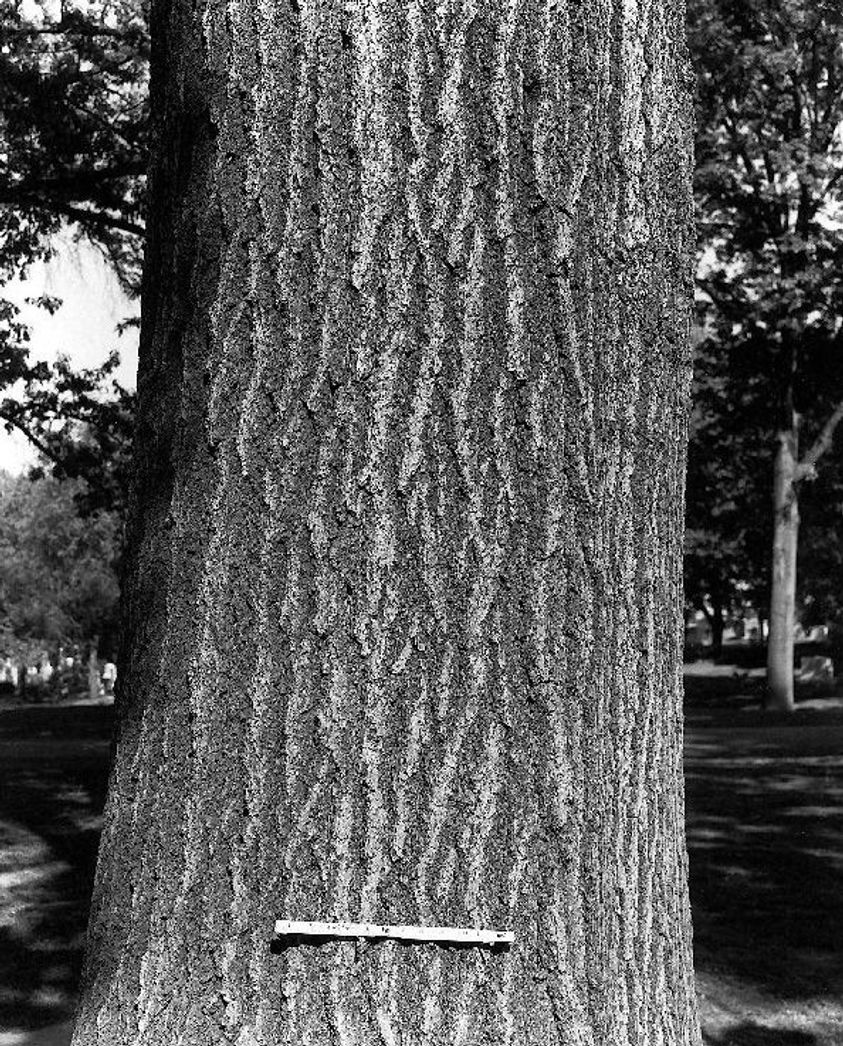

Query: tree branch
left=0, top=407, right=66, bottom=473
left=796, top=399, right=843, bottom=480
left=2, top=16, right=140, bottom=41
left=816, top=167, right=843, bottom=208
left=0, top=163, right=146, bottom=199
left=57, top=203, right=145, bottom=237
left=2, top=196, right=146, bottom=237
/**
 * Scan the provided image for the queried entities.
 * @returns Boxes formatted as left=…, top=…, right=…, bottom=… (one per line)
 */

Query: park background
left=1, top=1, right=842, bottom=1044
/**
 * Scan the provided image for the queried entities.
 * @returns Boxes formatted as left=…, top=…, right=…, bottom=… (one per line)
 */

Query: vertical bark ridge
left=74, top=1, right=699, bottom=1044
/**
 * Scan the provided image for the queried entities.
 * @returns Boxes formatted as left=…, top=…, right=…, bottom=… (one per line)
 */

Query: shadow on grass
left=704, top=1024, right=817, bottom=1045
left=0, top=705, right=113, bottom=1032
left=685, top=677, right=843, bottom=1004
left=2, top=691, right=842, bottom=1034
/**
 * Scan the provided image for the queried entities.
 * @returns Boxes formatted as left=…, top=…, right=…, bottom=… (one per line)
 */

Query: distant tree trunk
left=88, top=636, right=100, bottom=703
left=710, top=605, right=725, bottom=659
left=702, top=599, right=724, bottom=659
left=767, top=428, right=799, bottom=711
left=73, top=3, right=699, bottom=1044
left=766, top=396, right=843, bottom=708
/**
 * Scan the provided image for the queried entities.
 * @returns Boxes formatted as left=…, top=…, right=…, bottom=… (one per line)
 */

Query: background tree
left=0, top=0, right=147, bottom=501
left=0, top=0, right=148, bottom=283
left=72, top=2, right=700, bottom=1044
left=688, top=0, right=843, bottom=707
left=684, top=338, right=773, bottom=653
left=2, top=353, right=137, bottom=516
left=0, top=471, right=121, bottom=695
left=797, top=459, right=843, bottom=626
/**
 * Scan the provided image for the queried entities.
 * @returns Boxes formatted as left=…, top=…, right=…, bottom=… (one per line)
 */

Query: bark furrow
left=74, top=2, right=698, bottom=1044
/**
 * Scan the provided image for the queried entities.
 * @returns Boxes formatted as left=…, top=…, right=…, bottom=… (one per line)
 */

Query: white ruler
left=274, top=919, right=514, bottom=947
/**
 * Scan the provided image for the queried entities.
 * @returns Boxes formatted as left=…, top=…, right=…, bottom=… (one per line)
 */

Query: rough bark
left=74, top=2, right=698, bottom=1044
left=767, top=430, right=799, bottom=711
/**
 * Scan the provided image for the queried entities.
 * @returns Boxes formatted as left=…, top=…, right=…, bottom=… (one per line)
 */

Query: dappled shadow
left=684, top=671, right=766, bottom=713
left=684, top=671, right=843, bottom=730
left=1, top=695, right=841, bottom=1034
left=703, top=1023, right=817, bottom=1045
left=685, top=700, right=843, bottom=1003
left=0, top=705, right=113, bottom=1032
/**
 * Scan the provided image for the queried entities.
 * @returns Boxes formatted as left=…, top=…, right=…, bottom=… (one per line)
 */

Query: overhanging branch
left=0, top=407, right=66, bottom=472
left=0, top=193, right=144, bottom=237
left=796, top=399, right=843, bottom=481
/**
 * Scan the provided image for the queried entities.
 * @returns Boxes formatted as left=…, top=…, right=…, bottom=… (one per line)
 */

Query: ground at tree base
left=1, top=673, right=842, bottom=1046
left=697, top=970, right=842, bottom=1046
left=2, top=998, right=842, bottom=1046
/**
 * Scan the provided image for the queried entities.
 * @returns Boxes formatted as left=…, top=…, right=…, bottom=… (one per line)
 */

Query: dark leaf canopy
left=687, top=0, right=843, bottom=620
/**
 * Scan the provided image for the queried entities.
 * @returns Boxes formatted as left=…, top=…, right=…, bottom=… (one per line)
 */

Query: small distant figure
left=0, top=657, right=15, bottom=685
left=101, top=661, right=117, bottom=698
left=0, top=657, right=17, bottom=698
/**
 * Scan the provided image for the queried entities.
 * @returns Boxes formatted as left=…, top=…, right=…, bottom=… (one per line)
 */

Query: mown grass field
left=1, top=673, right=841, bottom=1046
left=684, top=674, right=843, bottom=1045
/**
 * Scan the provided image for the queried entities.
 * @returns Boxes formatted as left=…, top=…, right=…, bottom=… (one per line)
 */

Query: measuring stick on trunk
left=274, top=919, right=514, bottom=948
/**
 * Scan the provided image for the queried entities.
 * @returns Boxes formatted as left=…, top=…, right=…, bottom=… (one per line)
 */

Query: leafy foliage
left=687, top=0, right=843, bottom=624
left=0, top=472, right=121, bottom=660
left=0, top=0, right=148, bottom=286
left=0, top=0, right=146, bottom=505
left=1, top=352, right=136, bottom=515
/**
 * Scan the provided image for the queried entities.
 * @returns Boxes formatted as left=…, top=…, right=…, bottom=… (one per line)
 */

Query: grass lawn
left=1, top=676, right=841, bottom=1045
left=0, top=706, right=110, bottom=1044
left=685, top=674, right=843, bottom=1046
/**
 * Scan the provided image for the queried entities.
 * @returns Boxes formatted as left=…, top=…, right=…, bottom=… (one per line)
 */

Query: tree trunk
left=701, top=600, right=724, bottom=659
left=767, top=429, right=799, bottom=711
left=709, top=605, right=724, bottom=659
left=88, top=636, right=101, bottom=703
left=74, top=3, right=699, bottom=1044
